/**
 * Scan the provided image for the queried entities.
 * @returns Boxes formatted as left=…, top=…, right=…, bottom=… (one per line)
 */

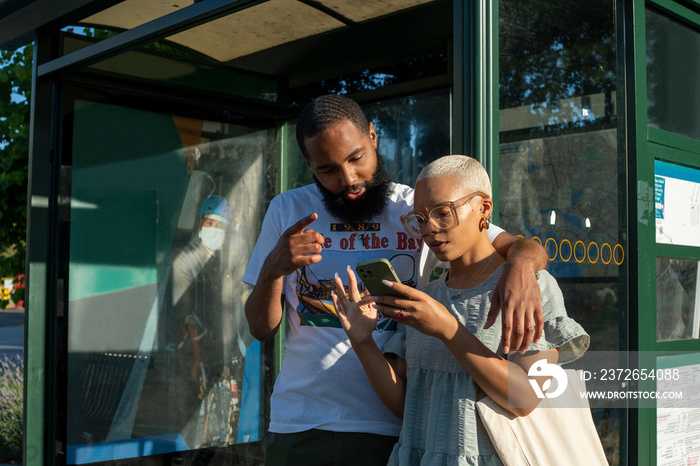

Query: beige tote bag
left=476, top=370, right=608, bottom=466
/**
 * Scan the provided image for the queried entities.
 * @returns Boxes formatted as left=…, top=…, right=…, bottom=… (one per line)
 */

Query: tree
left=0, top=44, right=32, bottom=286
left=499, top=0, right=616, bottom=128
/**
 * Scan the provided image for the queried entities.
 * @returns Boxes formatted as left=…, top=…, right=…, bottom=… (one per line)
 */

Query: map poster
left=655, top=160, right=700, bottom=247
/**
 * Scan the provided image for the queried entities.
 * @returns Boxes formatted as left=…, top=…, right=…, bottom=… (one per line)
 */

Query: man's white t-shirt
left=242, top=182, right=503, bottom=436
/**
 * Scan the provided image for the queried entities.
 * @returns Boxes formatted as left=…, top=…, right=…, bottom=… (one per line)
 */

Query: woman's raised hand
left=332, top=266, right=379, bottom=345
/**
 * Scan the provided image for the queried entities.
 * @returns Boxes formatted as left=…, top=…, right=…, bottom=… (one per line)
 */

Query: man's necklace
left=448, top=253, right=496, bottom=300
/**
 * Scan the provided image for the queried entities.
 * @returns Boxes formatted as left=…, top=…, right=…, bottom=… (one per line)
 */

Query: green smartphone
left=355, top=258, right=405, bottom=298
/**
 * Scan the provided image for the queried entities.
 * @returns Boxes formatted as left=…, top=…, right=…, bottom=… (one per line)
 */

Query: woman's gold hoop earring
left=480, top=217, right=490, bottom=231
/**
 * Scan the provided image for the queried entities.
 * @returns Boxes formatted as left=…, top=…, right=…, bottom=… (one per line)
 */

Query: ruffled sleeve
left=527, top=271, right=590, bottom=364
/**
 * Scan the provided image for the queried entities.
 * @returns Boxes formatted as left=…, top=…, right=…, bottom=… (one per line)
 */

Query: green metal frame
left=632, top=0, right=700, bottom=464
left=452, top=0, right=468, bottom=156
left=454, top=0, right=500, bottom=221
left=475, top=0, right=499, bottom=222
left=24, top=28, right=62, bottom=466
left=273, top=120, right=292, bottom=375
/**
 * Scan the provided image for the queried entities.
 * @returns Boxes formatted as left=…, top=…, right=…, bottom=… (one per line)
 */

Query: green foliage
left=82, top=27, right=119, bottom=40
left=0, top=354, right=23, bottom=464
left=0, top=44, right=32, bottom=280
left=499, top=0, right=616, bottom=125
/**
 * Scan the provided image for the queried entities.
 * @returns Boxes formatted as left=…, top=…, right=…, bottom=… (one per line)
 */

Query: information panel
left=655, top=160, right=700, bottom=247
left=657, top=353, right=700, bottom=466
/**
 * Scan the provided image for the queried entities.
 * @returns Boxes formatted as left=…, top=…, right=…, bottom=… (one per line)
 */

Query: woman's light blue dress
left=383, top=265, right=590, bottom=466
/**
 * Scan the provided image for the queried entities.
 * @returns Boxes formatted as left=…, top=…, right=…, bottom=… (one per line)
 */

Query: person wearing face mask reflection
left=200, top=215, right=228, bottom=251
left=172, top=195, right=235, bottom=447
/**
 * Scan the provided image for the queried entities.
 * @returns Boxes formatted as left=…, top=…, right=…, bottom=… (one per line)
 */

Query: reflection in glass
left=499, top=0, right=623, bottom=464
left=364, top=90, right=450, bottom=187
left=66, top=101, right=272, bottom=463
left=657, top=258, right=700, bottom=341
left=499, top=0, right=616, bottom=132
left=499, top=0, right=621, bottom=297
left=559, top=282, right=620, bottom=348
left=647, top=9, right=700, bottom=141
left=499, top=131, right=621, bottom=280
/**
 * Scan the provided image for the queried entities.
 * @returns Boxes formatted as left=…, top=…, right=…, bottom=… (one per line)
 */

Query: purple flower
left=0, top=354, right=23, bottom=463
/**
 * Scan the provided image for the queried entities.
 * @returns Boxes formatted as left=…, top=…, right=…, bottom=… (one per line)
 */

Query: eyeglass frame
left=400, top=191, right=490, bottom=238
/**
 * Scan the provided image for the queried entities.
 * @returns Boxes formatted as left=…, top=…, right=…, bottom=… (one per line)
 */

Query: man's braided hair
left=296, top=94, right=370, bottom=159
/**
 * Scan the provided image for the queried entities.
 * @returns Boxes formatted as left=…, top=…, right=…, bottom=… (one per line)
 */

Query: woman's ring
left=397, top=310, right=405, bottom=319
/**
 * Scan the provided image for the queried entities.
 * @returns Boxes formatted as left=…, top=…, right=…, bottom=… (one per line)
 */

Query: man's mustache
left=334, top=183, right=369, bottom=200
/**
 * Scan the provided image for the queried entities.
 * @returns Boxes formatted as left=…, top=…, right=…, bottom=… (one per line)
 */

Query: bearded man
left=243, top=94, right=547, bottom=466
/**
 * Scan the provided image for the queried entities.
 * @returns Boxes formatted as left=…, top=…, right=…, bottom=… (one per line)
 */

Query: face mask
left=200, top=227, right=226, bottom=251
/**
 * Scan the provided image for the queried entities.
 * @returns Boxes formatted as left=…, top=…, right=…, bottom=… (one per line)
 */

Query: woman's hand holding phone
left=367, top=281, right=459, bottom=342
left=337, top=258, right=459, bottom=342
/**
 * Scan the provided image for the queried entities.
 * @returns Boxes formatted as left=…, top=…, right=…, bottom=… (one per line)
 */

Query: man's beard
left=315, top=156, right=393, bottom=224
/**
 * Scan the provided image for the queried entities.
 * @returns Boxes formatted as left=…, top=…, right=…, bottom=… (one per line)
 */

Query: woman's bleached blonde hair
left=416, top=155, right=492, bottom=197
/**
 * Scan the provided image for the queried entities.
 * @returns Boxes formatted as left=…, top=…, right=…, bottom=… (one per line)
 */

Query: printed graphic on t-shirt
left=294, top=263, right=410, bottom=331
left=293, top=225, right=419, bottom=330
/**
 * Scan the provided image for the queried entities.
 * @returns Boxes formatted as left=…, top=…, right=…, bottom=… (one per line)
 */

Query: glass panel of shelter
left=498, top=0, right=624, bottom=464
left=65, top=100, right=273, bottom=464
left=646, top=7, right=700, bottom=142
left=656, top=257, right=700, bottom=341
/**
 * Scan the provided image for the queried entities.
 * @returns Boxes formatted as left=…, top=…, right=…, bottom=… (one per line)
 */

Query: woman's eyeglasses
left=400, top=191, right=489, bottom=238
